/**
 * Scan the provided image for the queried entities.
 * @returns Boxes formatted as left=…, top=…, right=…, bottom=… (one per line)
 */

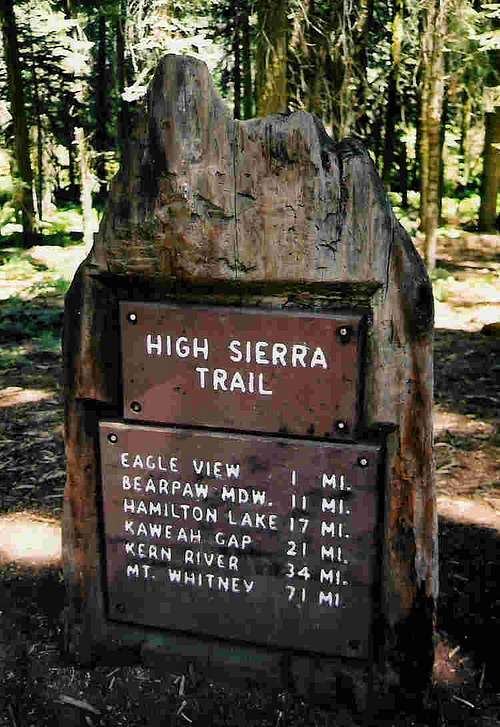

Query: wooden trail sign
left=120, top=303, right=364, bottom=436
left=63, top=55, right=436, bottom=710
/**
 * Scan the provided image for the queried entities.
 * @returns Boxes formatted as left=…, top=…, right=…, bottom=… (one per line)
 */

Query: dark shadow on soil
left=0, top=535, right=499, bottom=727
left=434, top=329, right=500, bottom=425
left=438, top=517, right=500, bottom=690
left=0, top=566, right=66, bottom=726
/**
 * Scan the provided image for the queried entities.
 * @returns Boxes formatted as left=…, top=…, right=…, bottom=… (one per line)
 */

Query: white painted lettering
left=228, top=339, right=242, bottom=362
left=175, top=336, right=190, bottom=357
left=291, top=344, right=308, bottom=367
left=229, top=371, right=246, bottom=393
left=255, top=341, right=269, bottom=365
left=213, top=368, right=228, bottom=391
left=196, top=366, right=209, bottom=388
left=258, top=373, right=273, bottom=396
left=310, top=346, right=328, bottom=369
left=272, top=343, right=287, bottom=366
left=319, top=591, right=340, bottom=607
left=192, top=337, right=209, bottom=359
left=146, top=333, right=162, bottom=355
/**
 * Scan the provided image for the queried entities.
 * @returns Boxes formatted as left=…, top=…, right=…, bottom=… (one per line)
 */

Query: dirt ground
left=0, top=232, right=498, bottom=726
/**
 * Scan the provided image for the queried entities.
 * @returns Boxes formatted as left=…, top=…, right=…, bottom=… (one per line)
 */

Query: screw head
left=336, top=420, right=347, bottom=431
left=337, top=325, right=353, bottom=344
left=107, top=433, right=118, bottom=444
left=358, top=457, right=369, bottom=468
left=127, top=312, right=138, bottom=324
left=130, top=401, right=142, bottom=413
left=116, top=603, right=126, bottom=614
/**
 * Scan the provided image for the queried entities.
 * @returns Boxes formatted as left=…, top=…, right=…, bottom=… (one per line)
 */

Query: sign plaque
left=99, top=421, right=380, bottom=659
left=120, top=303, right=364, bottom=438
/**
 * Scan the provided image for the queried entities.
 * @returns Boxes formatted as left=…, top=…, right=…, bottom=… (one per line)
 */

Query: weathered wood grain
left=63, top=54, right=436, bottom=709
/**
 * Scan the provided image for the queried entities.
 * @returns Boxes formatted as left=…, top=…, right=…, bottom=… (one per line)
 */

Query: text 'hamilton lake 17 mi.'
left=100, top=423, right=380, bottom=646
left=120, top=304, right=363, bottom=436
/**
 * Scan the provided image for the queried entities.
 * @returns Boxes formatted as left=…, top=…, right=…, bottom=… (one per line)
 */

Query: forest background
left=0, top=1, right=499, bottom=725
left=0, top=0, right=498, bottom=268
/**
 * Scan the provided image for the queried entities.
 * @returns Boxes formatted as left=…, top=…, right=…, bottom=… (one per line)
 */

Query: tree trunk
left=255, top=0, right=288, bottom=115
left=459, top=90, right=471, bottom=187
left=304, top=0, right=325, bottom=118
left=68, top=124, right=76, bottom=189
left=76, top=127, right=94, bottom=253
left=438, top=79, right=449, bottom=223
left=478, top=107, right=500, bottom=232
left=414, top=87, right=422, bottom=193
left=371, top=115, right=384, bottom=172
left=35, top=117, right=43, bottom=221
left=419, top=0, right=449, bottom=271
left=30, top=37, right=43, bottom=221
left=326, top=2, right=365, bottom=138
left=382, top=0, right=403, bottom=188
left=116, top=0, right=129, bottom=165
left=0, top=0, right=36, bottom=245
left=399, top=138, right=409, bottom=208
left=95, top=10, right=109, bottom=197
left=382, top=70, right=399, bottom=187
left=232, top=5, right=241, bottom=120
left=241, top=1, right=252, bottom=119
left=354, top=0, right=374, bottom=136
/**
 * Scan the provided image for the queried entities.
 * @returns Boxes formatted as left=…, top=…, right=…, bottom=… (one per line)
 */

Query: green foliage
left=33, top=328, right=61, bottom=353
left=36, top=205, right=85, bottom=246
left=0, top=0, right=497, bottom=255
left=27, top=276, right=70, bottom=298
left=0, top=175, right=14, bottom=206
left=431, top=268, right=456, bottom=302
left=0, top=332, right=60, bottom=371
left=0, top=241, right=84, bottom=301
left=0, top=296, right=63, bottom=341
left=0, top=249, right=42, bottom=278
left=121, top=1, right=219, bottom=103
left=0, top=343, right=32, bottom=371
left=0, top=201, right=16, bottom=229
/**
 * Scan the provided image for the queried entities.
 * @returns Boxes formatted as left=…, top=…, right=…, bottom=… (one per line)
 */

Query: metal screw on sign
left=337, top=325, right=353, bottom=344
left=336, top=420, right=347, bottom=432
left=358, top=457, right=369, bottom=468
left=131, top=401, right=142, bottom=413
left=127, top=312, right=138, bottom=324
left=107, top=433, right=118, bottom=444
left=116, top=603, right=126, bottom=614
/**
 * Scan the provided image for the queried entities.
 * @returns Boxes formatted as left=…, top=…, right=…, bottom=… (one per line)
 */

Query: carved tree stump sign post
left=63, top=55, right=436, bottom=712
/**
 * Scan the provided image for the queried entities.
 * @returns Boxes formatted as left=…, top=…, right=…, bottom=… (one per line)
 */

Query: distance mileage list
left=99, top=422, right=380, bottom=659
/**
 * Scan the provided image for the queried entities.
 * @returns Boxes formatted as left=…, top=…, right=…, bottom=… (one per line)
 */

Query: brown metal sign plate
left=99, top=421, right=380, bottom=658
left=120, top=303, right=364, bottom=438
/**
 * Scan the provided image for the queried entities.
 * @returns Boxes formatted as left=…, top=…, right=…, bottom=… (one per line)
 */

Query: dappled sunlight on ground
left=0, top=242, right=85, bottom=300
left=0, top=386, right=56, bottom=408
left=0, top=512, right=61, bottom=565
left=434, top=406, right=496, bottom=438
left=413, top=229, right=500, bottom=332
left=435, top=299, right=500, bottom=331
left=437, top=496, right=500, bottom=531
left=434, top=403, right=498, bottom=504
left=27, top=244, right=86, bottom=279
